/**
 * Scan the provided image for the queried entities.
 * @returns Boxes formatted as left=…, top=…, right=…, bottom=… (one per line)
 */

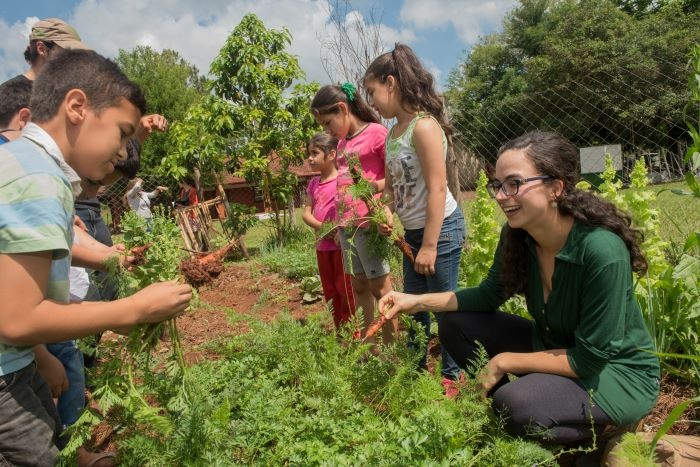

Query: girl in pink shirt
left=302, top=134, right=356, bottom=330
left=311, top=84, right=396, bottom=345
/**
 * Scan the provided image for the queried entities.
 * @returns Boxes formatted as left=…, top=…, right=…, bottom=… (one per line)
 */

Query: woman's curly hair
left=499, top=131, right=648, bottom=297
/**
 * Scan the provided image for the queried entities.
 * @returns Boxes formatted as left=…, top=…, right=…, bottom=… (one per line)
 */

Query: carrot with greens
left=364, top=303, right=393, bottom=340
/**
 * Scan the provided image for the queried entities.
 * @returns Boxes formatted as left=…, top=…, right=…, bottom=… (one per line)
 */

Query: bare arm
left=134, top=114, right=168, bottom=144
left=71, top=229, right=134, bottom=272
left=34, top=344, right=68, bottom=398
left=372, top=178, right=385, bottom=193
left=0, top=252, right=191, bottom=346
left=478, top=349, right=576, bottom=395
left=378, top=168, right=395, bottom=235
left=412, top=118, right=448, bottom=273
left=301, top=194, right=322, bottom=230
left=378, top=290, right=458, bottom=318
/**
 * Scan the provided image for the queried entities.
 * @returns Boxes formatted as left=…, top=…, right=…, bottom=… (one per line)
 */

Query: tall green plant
left=595, top=157, right=699, bottom=385
left=459, top=170, right=500, bottom=287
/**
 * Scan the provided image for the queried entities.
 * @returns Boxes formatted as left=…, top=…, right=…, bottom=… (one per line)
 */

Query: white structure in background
left=579, top=144, right=623, bottom=175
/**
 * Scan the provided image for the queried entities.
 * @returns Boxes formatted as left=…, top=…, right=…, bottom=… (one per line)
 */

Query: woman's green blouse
left=455, top=222, right=660, bottom=425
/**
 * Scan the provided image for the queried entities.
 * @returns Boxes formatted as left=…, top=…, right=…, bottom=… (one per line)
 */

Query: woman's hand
left=414, top=246, right=437, bottom=276
left=378, top=291, right=422, bottom=319
left=477, top=353, right=508, bottom=398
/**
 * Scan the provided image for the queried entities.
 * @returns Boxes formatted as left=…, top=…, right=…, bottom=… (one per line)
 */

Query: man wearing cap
left=2, top=17, right=88, bottom=86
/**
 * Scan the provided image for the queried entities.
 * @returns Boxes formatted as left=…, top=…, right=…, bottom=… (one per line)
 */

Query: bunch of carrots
left=347, top=160, right=415, bottom=265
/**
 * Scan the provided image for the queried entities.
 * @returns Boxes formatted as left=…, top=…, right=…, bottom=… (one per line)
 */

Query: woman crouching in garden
left=378, top=131, right=660, bottom=446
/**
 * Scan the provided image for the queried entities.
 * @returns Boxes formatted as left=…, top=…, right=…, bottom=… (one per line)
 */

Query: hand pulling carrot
left=363, top=303, right=393, bottom=340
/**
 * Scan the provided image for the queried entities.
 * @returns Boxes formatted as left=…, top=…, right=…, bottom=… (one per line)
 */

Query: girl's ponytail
left=364, top=43, right=453, bottom=138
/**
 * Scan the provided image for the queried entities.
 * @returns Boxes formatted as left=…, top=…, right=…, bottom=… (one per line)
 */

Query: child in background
left=0, top=78, right=32, bottom=143
left=126, top=175, right=168, bottom=227
left=311, top=84, right=396, bottom=345
left=175, top=176, right=199, bottom=208
left=0, top=49, right=191, bottom=465
left=364, top=44, right=466, bottom=395
left=302, top=134, right=356, bottom=330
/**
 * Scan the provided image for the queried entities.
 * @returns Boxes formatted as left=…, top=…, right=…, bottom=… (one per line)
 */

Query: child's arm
left=34, top=344, right=68, bottom=398
left=412, top=118, right=448, bottom=274
left=126, top=179, right=142, bottom=198
left=0, top=251, right=191, bottom=346
left=135, top=114, right=168, bottom=144
left=71, top=228, right=133, bottom=272
left=372, top=178, right=385, bottom=193
left=301, top=194, right=322, bottom=230
left=378, top=170, right=395, bottom=235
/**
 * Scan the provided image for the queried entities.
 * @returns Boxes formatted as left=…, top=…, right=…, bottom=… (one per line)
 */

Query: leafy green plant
left=259, top=244, right=318, bottom=280
left=60, top=208, right=193, bottom=463
left=300, top=275, right=323, bottom=304
left=593, top=156, right=699, bottom=385
left=221, top=202, right=258, bottom=238
left=104, top=313, right=555, bottom=465
left=459, top=170, right=500, bottom=287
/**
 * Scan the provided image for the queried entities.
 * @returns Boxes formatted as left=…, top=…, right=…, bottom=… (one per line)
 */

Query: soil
left=173, top=261, right=328, bottom=364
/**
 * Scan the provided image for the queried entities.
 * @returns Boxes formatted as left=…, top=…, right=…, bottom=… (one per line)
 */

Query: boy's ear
left=64, top=89, right=89, bottom=125
left=17, top=108, right=31, bottom=129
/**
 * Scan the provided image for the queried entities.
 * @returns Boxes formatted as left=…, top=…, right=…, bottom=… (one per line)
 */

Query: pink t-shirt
left=307, top=175, right=340, bottom=251
left=336, top=122, right=387, bottom=226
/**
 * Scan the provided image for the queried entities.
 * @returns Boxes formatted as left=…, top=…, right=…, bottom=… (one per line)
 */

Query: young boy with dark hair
left=0, top=49, right=191, bottom=465
left=0, top=78, right=32, bottom=144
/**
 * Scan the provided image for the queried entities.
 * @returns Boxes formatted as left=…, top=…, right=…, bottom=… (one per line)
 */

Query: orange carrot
left=196, top=241, right=237, bottom=265
left=393, top=236, right=415, bottom=265
left=130, top=243, right=153, bottom=256
left=364, top=314, right=388, bottom=340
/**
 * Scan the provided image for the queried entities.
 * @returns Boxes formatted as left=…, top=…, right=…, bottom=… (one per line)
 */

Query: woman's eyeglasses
left=486, top=176, right=554, bottom=198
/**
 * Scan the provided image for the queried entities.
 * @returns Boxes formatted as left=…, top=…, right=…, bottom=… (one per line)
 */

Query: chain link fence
left=449, top=58, right=696, bottom=192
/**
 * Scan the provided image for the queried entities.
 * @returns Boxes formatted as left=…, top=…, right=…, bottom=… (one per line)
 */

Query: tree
left=170, top=14, right=318, bottom=245
left=446, top=0, right=700, bottom=166
left=318, top=0, right=386, bottom=84
left=116, top=46, right=206, bottom=173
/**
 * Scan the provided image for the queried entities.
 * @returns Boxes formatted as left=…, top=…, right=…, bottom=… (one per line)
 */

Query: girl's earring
left=550, top=199, right=558, bottom=208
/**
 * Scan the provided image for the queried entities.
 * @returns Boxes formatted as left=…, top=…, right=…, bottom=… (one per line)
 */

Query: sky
left=0, top=0, right=516, bottom=88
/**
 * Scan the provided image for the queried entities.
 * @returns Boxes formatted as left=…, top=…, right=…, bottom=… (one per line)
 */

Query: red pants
left=317, top=249, right=356, bottom=329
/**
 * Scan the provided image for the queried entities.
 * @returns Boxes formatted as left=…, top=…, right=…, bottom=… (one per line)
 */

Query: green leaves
left=111, top=315, right=552, bottom=465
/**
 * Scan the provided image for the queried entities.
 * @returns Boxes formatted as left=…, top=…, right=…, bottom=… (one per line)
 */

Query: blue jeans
left=404, top=208, right=466, bottom=379
left=46, top=341, right=85, bottom=427
left=76, top=202, right=117, bottom=301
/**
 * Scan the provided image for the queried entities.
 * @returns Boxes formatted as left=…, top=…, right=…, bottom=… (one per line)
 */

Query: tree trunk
left=287, top=195, right=296, bottom=226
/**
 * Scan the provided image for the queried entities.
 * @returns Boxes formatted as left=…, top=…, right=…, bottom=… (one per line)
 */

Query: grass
left=647, top=181, right=700, bottom=247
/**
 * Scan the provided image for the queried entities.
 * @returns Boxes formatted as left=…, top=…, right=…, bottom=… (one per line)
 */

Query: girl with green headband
left=311, top=84, right=396, bottom=346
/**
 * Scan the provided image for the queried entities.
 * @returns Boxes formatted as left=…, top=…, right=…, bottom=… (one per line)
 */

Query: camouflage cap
left=29, top=18, right=88, bottom=50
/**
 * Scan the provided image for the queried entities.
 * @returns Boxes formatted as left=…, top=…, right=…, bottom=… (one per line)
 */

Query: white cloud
left=400, top=0, right=515, bottom=44
left=0, top=16, right=40, bottom=81
left=0, top=0, right=417, bottom=86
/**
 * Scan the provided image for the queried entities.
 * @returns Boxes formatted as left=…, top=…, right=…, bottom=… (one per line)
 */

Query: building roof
left=216, top=157, right=319, bottom=188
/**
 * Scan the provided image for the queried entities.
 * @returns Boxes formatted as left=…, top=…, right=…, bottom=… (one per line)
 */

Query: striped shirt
left=0, top=125, right=74, bottom=376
